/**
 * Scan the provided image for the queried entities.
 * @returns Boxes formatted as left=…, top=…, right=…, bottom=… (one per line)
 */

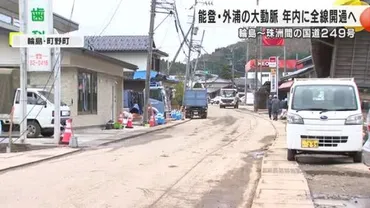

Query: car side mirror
left=38, top=100, right=47, bottom=107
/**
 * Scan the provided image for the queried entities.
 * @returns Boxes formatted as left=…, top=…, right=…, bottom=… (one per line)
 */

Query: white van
left=286, top=78, right=363, bottom=162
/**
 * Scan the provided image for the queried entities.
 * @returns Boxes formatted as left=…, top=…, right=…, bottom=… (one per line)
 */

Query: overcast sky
left=53, top=0, right=336, bottom=63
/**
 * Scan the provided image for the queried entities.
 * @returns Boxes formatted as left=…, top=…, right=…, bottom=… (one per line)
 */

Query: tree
left=219, top=65, right=232, bottom=80
left=173, top=82, right=184, bottom=106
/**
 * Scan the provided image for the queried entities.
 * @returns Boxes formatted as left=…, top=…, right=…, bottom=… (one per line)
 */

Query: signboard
left=268, top=56, right=277, bottom=68
left=27, top=0, right=52, bottom=71
left=270, top=68, right=277, bottom=93
left=256, top=61, right=270, bottom=67
left=12, top=35, right=84, bottom=48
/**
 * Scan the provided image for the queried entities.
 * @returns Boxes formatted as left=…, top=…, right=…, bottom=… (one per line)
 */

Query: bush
left=173, top=82, right=184, bottom=106
left=113, top=122, right=122, bottom=129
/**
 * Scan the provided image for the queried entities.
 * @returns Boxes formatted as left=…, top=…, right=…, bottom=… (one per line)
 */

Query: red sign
left=269, top=56, right=276, bottom=63
left=262, top=28, right=285, bottom=46
left=245, top=59, right=303, bottom=72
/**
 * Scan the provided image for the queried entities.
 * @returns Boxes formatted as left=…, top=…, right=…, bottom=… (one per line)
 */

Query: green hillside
left=160, top=38, right=311, bottom=78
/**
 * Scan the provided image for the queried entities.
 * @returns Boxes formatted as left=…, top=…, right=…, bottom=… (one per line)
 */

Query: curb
left=98, top=119, right=191, bottom=146
left=0, top=148, right=82, bottom=174
left=0, top=119, right=191, bottom=173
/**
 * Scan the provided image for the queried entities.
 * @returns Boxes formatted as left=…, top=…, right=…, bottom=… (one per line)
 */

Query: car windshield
left=222, top=90, right=236, bottom=98
left=149, top=89, right=163, bottom=102
left=291, top=85, right=358, bottom=111
left=38, top=91, right=67, bottom=106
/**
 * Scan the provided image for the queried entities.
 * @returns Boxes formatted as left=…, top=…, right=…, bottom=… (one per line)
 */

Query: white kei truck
left=0, top=68, right=70, bottom=138
left=0, top=88, right=71, bottom=138
left=286, top=78, right=363, bottom=163
left=219, top=88, right=239, bottom=108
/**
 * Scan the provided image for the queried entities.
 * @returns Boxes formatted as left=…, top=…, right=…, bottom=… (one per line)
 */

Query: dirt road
left=0, top=106, right=276, bottom=208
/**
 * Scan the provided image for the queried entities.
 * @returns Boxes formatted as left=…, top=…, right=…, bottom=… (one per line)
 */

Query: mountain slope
left=161, top=38, right=311, bottom=77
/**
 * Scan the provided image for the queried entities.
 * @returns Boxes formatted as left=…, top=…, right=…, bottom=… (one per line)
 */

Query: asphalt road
left=0, top=106, right=277, bottom=208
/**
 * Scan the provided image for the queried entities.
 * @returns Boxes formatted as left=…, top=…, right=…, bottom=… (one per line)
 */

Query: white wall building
left=85, top=36, right=169, bottom=73
left=0, top=6, right=138, bottom=129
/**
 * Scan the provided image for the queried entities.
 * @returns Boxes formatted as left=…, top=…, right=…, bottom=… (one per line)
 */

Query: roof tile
left=84, top=35, right=151, bottom=51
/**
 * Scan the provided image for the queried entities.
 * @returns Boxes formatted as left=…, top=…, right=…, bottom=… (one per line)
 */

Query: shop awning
left=280, top=65, right=314, bottom=81
left=279, top=80, right=294, bottom=89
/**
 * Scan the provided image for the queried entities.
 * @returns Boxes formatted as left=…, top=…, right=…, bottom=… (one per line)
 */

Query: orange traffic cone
left=126, top=116, right=133, bottom=128
left=61, top=119, right=73, bottom=144
left=118, top=112, right=124, bottom=124
left=149, top=115, right=155, bottom=127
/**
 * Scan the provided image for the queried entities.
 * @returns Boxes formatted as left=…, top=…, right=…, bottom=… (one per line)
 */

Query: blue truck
left=184, top=89, right=208, bottom=119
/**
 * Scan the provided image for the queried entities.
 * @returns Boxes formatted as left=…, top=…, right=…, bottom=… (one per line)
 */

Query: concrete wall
left=28, top=67, right=123, bottom=128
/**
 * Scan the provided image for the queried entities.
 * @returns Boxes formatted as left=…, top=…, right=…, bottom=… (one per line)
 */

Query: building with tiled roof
left=85, top=36, right=169, bottom=73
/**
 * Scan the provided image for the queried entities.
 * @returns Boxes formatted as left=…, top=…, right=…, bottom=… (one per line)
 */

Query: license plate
left=301, top=139, right=319, bottom=148
left=193, top=111, right=198, bottom=115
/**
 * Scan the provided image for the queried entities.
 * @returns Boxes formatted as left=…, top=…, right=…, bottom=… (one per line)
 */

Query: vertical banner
left=27, top=0, right=52, bottom=71
left=270, top=68, right=277, bottom=93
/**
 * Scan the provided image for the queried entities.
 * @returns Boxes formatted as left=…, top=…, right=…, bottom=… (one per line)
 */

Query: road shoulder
left=249, top=111, right=315, bottom=208
left=0, top=119, right=190, bottom=173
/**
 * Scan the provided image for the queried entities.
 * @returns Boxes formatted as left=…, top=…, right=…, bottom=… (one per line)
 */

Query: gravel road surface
left=298, top=155, right=370, bottom=208
left=0, top=106, right=277, bottom=208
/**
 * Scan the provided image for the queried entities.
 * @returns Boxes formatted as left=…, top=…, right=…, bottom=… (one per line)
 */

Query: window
left=27, top=92, right=45, bottom=105
left=14, top=91, right=44, bottom=105
left=291, top=85, right=358, bottom=111
left=78, top=71, right=97, bottom=114
left=221, top=90, right=237, bottom=98
left=149, top=88, right=163, bottom=101
left=38, top=91, right=67, bottom=106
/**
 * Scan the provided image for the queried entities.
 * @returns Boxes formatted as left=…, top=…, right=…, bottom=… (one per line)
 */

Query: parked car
left=286, top=78, right=363, bottom=162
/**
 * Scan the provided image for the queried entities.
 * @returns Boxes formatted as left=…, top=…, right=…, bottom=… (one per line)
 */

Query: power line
left=97, top=0, right=124, bottom=36
left=154, top=13, right=171, bottom=31
left=157, top=15, right=172, bottom=49
left=87, top=0, right=124, bottom=50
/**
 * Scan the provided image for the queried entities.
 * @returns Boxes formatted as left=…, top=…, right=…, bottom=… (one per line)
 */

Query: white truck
left=286, top=78, right=363, bottom=162
left=219, top=88, right=239, bottom=108
left=0, top=88, right=71, bottom=138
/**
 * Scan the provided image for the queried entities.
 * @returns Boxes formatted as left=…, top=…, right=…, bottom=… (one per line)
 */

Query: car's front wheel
left=353, top=151, right=362, bottom=163
left=287, top=149, right=296, bottom=161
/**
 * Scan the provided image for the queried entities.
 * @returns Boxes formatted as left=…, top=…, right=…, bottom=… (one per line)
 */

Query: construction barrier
left=60, top=119, right=73, bottom=144
left=126, top=115, right=133, bottom=128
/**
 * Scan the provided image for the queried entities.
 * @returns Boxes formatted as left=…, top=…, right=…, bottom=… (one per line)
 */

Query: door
left=26, top=92, right=46, bottom=121
left=13, top=90, right=44, bottom=123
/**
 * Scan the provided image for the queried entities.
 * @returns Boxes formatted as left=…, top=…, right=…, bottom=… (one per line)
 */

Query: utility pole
left=203, top=58, right=207, bottom=88
left=254, top=0, right=260, bottom=112
left=143, top=0, right=157, bottom=124
left=254, top=32, right=259, bottom=112
left=230, top=49, right=235, bottom=87
left=167, top=27, right=192, bottom=74
left=244, top=38, right=249, bottom=105
left=182, top=0, right=196, bottom=106
left=19, top=0, right=28, bottom=143
left=53, top=29, right=61, bottom=144
left=190, top=30, right=205, bottom=89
